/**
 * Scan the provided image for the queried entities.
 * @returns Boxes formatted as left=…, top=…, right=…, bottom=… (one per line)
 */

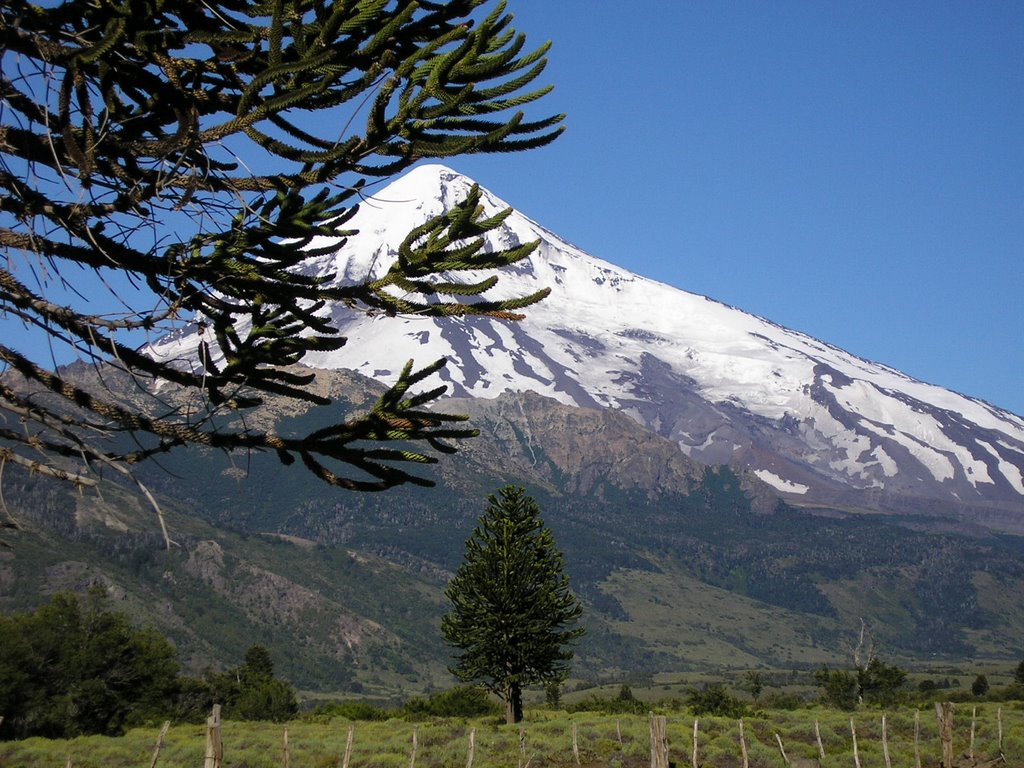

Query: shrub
left=307, top=700, right=390, bottom=722
left=857, top=658, right=907, bottom=706
left=0, top=591, right=180, bottom=738
left=687, top=683, right=748, bottom=718
left=403, top=686, right=500, bottom=719
left=756, top=690, right=808, bottom=711
left=204, top=645, right=298, bottom=722
left=972, top=675, right=990, bottom=697
left=814, top=666, right=858, bottom=711
left=567, top=692, right=646, bottom=715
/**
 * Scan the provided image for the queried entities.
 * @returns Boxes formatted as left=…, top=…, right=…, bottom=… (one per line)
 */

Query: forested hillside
left=4, top=369, right=1024, bottom=693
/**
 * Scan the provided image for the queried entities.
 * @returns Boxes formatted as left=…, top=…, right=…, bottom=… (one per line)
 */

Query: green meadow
left=3, top=704, right=1021, bottom=768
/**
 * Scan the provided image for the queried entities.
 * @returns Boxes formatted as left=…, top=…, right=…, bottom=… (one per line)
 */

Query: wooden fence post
left=774, top=733, right=789, bottom=766
left=814, top=719, right=825, bottom=761
left=738, top=719, right=749, bottom=768
left=518, top=727, right=527, bottom=768
left=149, top=720, right=170, bottom=768
left=572, top=722, right=581, bottom=766
left=995, top=708, right=1003, bottom=761
left=969, top=705, right=977, bottom=762
left=283, top=727, right=290, bottom=768
left=649, top=714, right=669, bottom=768
left=342, top=724, right=354, bottom=768
left=882, top=714, right=891, bottom=768
left=410, top=726, right=418, bottom=768
left=692, top=718, right=699, bottom=768
left=850, top=718, right=861, bottom=768
left=466, top=727, right=476, bottom=768
left=935, top=702, right=954, bottom=768
left=914, top=709, right=922, bottom=768
left=204, top=704, right=222, bottom=768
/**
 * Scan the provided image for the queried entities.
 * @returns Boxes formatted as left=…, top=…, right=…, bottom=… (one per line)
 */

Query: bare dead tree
left=849, top=618, right=877, bottom=672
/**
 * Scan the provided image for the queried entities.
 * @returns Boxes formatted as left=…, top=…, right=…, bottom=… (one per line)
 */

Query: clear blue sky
left=449, top=1, right=1024, bottom=416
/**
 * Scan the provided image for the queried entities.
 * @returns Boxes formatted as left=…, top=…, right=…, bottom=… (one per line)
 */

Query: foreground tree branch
left=0, top=0, right=563, bottom=519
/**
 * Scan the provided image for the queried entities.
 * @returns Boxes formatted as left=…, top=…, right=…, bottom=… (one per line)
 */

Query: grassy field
left=2, top=703, right=1022, bottom=768
left=598, top=566, right=840, bottom=671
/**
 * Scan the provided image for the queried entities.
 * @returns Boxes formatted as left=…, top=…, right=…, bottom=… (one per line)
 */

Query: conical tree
left=442, top=486, right=583, bottom=724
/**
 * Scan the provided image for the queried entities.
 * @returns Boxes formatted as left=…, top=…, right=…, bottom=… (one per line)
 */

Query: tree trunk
left=505, top=683, right=524, bottom=724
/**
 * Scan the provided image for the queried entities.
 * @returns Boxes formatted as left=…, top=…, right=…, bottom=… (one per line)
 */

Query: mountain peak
left=150, top=167, right=1024, bottom=525
left=366, top=163, right=473, bottom=203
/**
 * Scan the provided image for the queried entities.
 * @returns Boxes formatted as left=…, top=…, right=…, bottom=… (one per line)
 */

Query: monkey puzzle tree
left=0, top=0, right=562, bottom=537
left=441, top=486, right=583, bottom=724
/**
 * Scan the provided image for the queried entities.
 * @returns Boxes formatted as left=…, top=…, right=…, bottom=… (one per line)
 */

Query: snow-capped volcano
left=151, top=164, right=1024, bottom=520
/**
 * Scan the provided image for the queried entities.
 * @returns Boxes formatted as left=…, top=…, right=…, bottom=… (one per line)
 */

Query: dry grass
left=1, top=703, right=1021, bottom=768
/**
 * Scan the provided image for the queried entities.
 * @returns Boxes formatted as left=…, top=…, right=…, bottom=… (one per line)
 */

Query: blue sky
left=448, top=2, right=1024, bottom=416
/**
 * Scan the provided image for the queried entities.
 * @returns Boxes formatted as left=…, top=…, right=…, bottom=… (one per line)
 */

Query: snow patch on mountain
left=754, top=470, right=810, bottom=494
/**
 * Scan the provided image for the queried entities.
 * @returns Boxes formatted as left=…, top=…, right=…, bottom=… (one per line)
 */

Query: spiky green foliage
left=0, top=0, right=562, bottom=512
left=441, top=485, right=583, bottom=724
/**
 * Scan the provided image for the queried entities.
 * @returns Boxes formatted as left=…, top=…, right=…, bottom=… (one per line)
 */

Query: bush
left=814, top=666, right=858, bottom=711
left=972, top=675, right=990, bottom=697
left=403, top=686, right=500, bottom=719
left=567, top=689, right=647, bottom=715
left=1004, top=683, right=1024, bottom=701
left=858, top=658, right=907, bottom=706
left=233, top=677, right=299, bottom=722
left=756, top=690, right=808, bottom=711
left=0, top=591, right=180, bottom=739
left=687, top=684, right=748, bottom=718
left=307, top=700, right=390, bottom=722
left=204, top=645, right=298, bottom=722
